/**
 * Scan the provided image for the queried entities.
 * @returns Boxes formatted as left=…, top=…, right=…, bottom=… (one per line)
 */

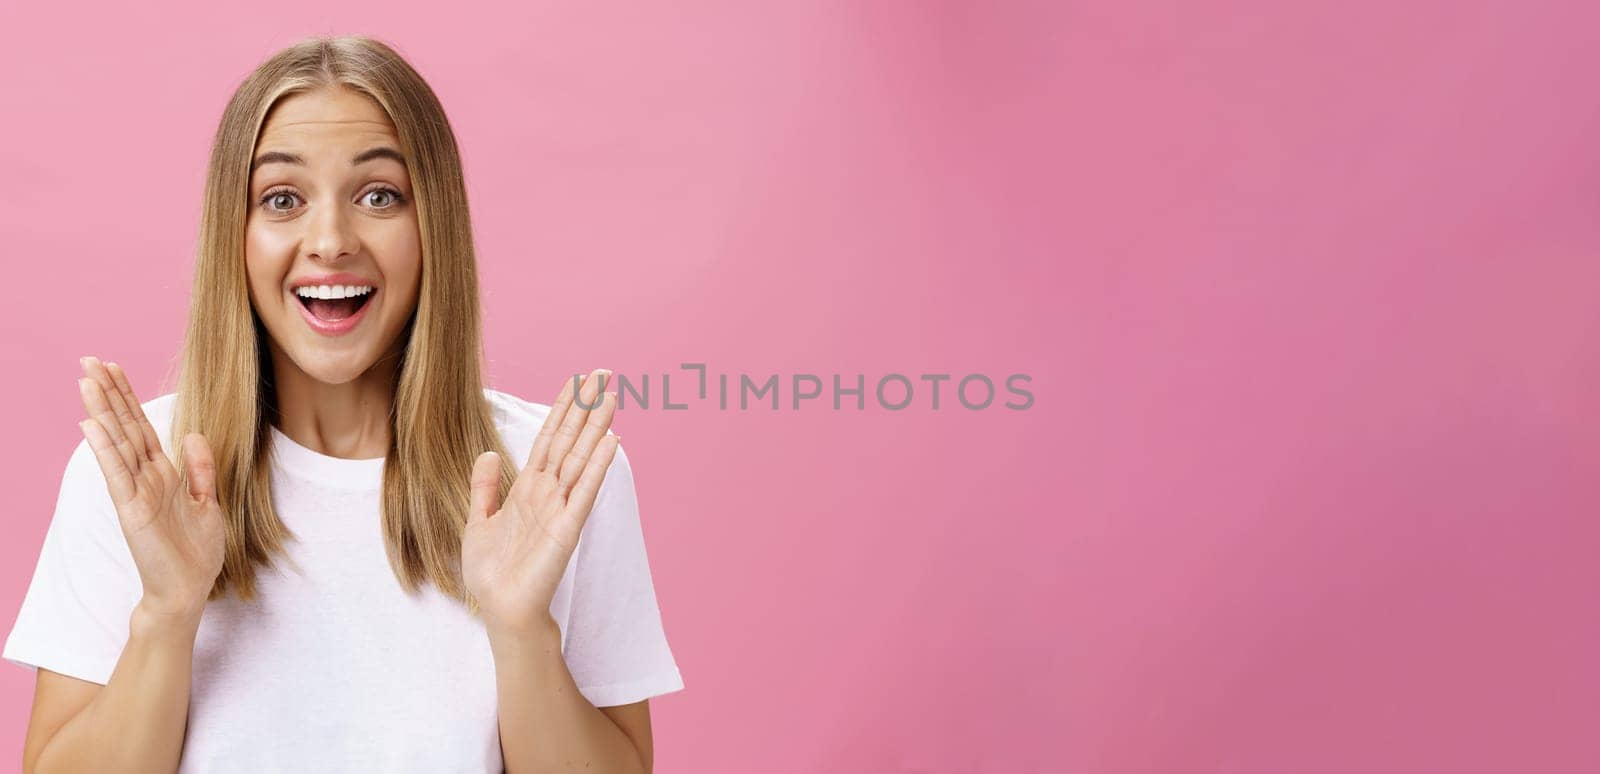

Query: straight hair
left=169, top=35, right=517, bottom=605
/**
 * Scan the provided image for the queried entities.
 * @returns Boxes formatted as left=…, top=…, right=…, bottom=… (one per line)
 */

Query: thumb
left=468, top=451, right=501, bottom=526
left=182, top=432, right=217, bottom=503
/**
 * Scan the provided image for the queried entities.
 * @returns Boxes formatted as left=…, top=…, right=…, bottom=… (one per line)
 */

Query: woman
left=3, top=36, right=682, bottom=773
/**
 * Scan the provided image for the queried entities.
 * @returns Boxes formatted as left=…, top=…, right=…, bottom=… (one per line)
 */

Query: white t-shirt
left=3, top=389, right=684, bottom=773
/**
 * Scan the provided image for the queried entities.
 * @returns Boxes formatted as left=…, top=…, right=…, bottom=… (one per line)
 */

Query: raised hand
left=462, top=369, right=621, bottom=639
left=77, top=356, right=226, bottom=623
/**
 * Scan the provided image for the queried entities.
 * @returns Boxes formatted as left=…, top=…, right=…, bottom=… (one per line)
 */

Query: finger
left=80, top=418, right=137, bottom=505
left=182, top=433, right=218, bottom=503
left=79, top=375, right=142, bottom=477
left=106, top=361, right=165, bottom=463
left=82, top=357, right=149, bottom=462
left=525, top=372, right=585, bottom=474
left=467, top=451, right=501, bottom=525
left=547, top=369, right=610, bottom=475
left=558, top=390, right=617, bottom=492
left=83, top=358, right=151, bottom=468
left=564, top=434, right=621, bottom=523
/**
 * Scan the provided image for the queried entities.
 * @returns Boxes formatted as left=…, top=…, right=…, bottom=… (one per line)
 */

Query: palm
left=463, top=370, right=621, bottom=637
left=462, top=481, right=580, bottom=624
left=117, top=454, right=227, bottom=609
left=77, top=357, right=226, bottom=618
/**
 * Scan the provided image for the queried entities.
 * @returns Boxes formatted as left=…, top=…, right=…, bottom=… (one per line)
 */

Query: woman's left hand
left=463, top=368, right=620, bottom=641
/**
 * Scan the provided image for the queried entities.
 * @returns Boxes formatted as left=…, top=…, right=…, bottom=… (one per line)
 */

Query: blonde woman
left=4, top=36, right=682, bottom=773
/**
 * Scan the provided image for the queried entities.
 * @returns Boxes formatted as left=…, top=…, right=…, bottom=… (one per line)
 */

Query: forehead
left=255, top=87, right=399, bottom=152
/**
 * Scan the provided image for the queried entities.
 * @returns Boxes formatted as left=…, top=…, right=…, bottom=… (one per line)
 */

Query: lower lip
left=294, top=290, right=376, bottom=336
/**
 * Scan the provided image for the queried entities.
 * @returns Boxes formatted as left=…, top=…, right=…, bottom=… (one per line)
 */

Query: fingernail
left=79, top=356, right=90, bottom=370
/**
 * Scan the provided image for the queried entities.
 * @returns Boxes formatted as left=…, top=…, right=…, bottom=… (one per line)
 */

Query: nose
left=303, top=199, right=360, bottom=263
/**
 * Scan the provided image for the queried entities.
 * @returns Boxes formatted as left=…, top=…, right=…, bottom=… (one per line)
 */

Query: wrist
left=132, top=597, right=205, bottom=637
left=485, top=613, right=561, bottom=656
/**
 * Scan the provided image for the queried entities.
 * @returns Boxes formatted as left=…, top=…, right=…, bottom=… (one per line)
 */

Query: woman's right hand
left=77, top=356, right=226, bottom=624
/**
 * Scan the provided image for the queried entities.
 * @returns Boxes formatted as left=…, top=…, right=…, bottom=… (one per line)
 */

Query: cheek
left=366, top=220, right=423, bottom=298
left=244, top=222, right=295, bottom=297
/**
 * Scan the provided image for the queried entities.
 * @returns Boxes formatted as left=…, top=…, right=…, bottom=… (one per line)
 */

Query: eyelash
left=258, top=186, right=407, bottom=212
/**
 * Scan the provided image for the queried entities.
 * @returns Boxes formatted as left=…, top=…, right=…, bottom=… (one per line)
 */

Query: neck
left=266, top=341, right=399, bottom=461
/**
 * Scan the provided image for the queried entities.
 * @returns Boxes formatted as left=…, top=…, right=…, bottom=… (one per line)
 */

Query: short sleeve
left=562, top=444, right=685, bottom=707
left=3, top=437, right=141, bottom=685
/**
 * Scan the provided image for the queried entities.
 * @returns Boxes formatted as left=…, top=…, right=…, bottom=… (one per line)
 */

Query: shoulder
left=142, top=391, right=181, bottom=429
left=482, top=386, right=554, bottom=461
left=481, top=386, right=635, bottom=478
left=142, top=391, right=180, bottom=421
left=135, top=391, right=182, bottom=456
left=64, top=391, right=182, bottom=481
left=483, top=387, right=555, bottom=437
left=45, top=395, right=185, bottom=550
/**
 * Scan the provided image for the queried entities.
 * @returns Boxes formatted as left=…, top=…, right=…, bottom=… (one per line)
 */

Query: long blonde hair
left=170, top=35, right=517, bottom=603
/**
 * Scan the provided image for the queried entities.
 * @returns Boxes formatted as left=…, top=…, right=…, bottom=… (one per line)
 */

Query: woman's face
left=245, top=86, right=422, bottom=387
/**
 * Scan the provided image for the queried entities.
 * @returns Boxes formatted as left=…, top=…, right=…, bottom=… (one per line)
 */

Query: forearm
left=490, top=618, right=646, bottom=774
left=32, top=602, right=199, bottom=774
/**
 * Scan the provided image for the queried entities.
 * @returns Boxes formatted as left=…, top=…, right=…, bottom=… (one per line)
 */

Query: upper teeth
left=295, top=285, right=374, bottom=300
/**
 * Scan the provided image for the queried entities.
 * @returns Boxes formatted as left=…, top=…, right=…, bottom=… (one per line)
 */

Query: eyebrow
left=352, top=146, right=407, bottom=166
left=250, top=146, right=407, bottom=171
left=251, top=150, right=303, bottom=170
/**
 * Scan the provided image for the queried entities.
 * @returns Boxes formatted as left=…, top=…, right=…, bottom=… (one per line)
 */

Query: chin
left=283, top=346, right=381, bottom=386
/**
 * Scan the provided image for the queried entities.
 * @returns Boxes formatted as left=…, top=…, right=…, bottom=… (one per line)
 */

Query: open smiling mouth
left=295, top=286, right=375, bottom=324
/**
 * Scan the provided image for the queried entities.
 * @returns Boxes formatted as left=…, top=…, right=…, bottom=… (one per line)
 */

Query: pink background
left=1, top=1, right=1596, bottom=772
